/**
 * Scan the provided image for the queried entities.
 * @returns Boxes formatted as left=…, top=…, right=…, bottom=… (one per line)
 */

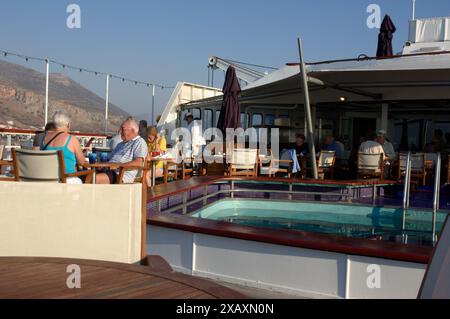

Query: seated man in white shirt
left=376, top=130, right=396, bottom=161
left=359, top=132, right=390, bottom=178
left=96, top=119, right=148, bottom=184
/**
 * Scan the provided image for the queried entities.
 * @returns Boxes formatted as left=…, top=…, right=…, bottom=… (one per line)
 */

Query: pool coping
left=147, top=177, right=401, bottom=203
left=147, top=212, right=433, bottom=264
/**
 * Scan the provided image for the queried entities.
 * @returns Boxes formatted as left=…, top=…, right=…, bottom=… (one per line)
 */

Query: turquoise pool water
left=191, top=199, right=447, bottom=246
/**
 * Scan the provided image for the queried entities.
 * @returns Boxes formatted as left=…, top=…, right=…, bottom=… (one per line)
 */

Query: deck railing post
left=203, top=186, right=208, bottom=206
left=182, top=191, right=188, bottom=215
left=432, top=152, right=441, bottom=245
left=231, top=180, right=235, bottom=199
left=156, top=199, right=161, bottom=213
left=288, top=183, right=293, bottom=201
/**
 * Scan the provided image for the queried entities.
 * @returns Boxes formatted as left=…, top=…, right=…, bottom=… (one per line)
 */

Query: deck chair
left=228, top=148, right=258, bottom=177
left=357, top=152, right=384, bottom=180
left=0, top=145, right=14, bottom=180
left=181, top=157, right=194, bottom=180
left=12, top=149, right=93, bottom=183
left=164, top=160, right=178, bottom=184
left=118, top=157, right=149, bottom=186
left=398, top=152, right=427, bottom=186
left=263, top=149, right=293, bottom=178
left=317, top=150, right=336, bottom=180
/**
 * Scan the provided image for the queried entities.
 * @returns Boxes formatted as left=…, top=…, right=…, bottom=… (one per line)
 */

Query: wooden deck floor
left=0, top=257, right=246, bottom=299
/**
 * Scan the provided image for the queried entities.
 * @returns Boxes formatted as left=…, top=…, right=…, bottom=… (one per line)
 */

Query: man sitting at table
left=96, top=118, right=148, bottom=184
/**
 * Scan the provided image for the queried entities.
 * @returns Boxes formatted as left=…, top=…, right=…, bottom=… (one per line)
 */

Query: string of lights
left=0, top=49, right=174, bottom=90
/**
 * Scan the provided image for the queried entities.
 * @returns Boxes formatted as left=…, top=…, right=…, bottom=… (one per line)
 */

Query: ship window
left=191, top=108, right=201, bottom=120
left=180, top=110, right=189, bottom=128
left=204, top=109, right=213, bottom=130
left=216, top=111, right=221, bottom=126
left=240, top=113, right=247, bottom=129
left=252, top=113, right=263, bottom=126
left=264, top=114, right=275, bottom=126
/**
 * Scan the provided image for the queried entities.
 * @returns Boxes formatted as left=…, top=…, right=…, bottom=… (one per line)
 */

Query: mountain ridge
left=0, top=59, right=129, bottom=132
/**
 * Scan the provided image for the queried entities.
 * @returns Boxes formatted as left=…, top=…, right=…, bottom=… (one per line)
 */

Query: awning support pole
left=297, top=37, right=318, bottom=179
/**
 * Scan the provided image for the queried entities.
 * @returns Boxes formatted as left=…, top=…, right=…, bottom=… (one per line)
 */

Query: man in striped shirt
left=96, top=118, right=148, bottom=184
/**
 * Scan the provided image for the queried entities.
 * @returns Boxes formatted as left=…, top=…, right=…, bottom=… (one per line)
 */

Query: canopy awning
left=184, top=51, right=450, bottom=108
left=240, top=52, right=450, bottom=105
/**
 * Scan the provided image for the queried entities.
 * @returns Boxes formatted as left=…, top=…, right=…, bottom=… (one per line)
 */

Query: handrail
left=402, top=152, right=412, bottom=230
left=432, top=153, right=442, bottom=246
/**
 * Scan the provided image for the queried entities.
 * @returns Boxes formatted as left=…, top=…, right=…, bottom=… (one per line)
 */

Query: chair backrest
left=12, top=149, right=64, bottom=182
left=279, top=149, right=292, bottom=169
left=0, top=145, right=4, bottom=160
left=135, top=157, right=148, bottom=181
left=399, top=152, right=425, bottom=173
left=358, top=152, right=382, bottom=173
left=231, top=148, right=258, bottom=170
left=318, top=151, right=336, bottom=168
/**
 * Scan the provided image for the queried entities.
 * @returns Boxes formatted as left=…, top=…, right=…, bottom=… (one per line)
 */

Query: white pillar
left=412, top=0, right=416, bottom=20
left=105, top=74, right=110, bottom=134
left=44, top=59, right=50, bottom=127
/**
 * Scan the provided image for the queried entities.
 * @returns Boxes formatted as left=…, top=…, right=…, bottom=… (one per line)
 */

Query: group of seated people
left=34, top=110, right=167, bottom=185
left=290, top=130, right=396, bottom=178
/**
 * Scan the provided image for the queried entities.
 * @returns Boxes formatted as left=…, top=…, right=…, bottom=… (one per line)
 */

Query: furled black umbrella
left=217, top=66, right=241, bottom=134
left=376, top=14, right=397, bottom=58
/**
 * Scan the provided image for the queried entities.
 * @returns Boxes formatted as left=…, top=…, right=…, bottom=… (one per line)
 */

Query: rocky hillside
left=0, top=60, right=129, bottom=133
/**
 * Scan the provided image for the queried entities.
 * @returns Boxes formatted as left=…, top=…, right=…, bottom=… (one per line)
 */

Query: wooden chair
left=317, top=150, right=336, bottom=180
left=357, top=152, right=384, bottom=180
left=0, top=145, right=14, bottom=180
left=398, top=152, right=427, bottom=186
left=227, top=148, right=259, bottom=177
left=164, top=160, right=178, bottom=184
left=181, top=157, right=194, bottom=180
left=261, top=150, right=293, bottom=178
left=117, top=157, right=149, bottom=186
left=12, top=149, right=93, bottom=183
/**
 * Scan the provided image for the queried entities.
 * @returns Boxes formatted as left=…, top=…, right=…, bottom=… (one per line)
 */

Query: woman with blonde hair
left=146, top=126, right=167, bottom=185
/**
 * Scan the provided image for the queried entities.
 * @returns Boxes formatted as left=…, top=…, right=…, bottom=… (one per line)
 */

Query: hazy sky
left=1, top=0, right=449, bottom=119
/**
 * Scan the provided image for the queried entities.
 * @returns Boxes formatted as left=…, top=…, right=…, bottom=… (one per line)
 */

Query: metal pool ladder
left=432, top=153, right=442, bottom=246
left=402, top=152, right=412, bottom=231
left=402, top=152, right=441, bottom=246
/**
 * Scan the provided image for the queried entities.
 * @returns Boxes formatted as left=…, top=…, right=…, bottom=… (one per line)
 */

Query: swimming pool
left=191, top=199, right=447, bottom=246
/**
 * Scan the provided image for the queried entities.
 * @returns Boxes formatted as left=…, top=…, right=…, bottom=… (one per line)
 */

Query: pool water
left=191, top=199, right=447, bottom=246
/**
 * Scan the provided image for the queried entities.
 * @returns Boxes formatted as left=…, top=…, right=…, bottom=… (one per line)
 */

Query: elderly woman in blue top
left=96, top=118, right=148, bottom=184
left=41, top=110, right=87, bottom=184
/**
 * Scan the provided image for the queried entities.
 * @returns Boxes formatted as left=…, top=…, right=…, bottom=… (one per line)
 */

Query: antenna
left=412, top=0, right=416, bottom=20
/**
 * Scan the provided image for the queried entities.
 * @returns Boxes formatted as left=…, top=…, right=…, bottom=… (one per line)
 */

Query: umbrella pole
left=297, top=37, right=318, bottom=179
